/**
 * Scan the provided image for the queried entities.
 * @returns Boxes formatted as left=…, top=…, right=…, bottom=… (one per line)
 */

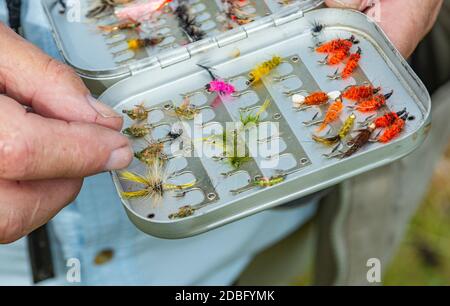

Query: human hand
left=0, top=23, right=133, bottom=243
left=325, top=0, right=443, bottom=58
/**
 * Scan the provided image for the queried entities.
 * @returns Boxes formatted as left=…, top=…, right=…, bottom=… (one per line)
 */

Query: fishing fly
left=329, top=47, right=362, bottom=80
left=175, top=2, right=206, bottom=42
left=197, top=64, right=236, bottom=97
left=126, top=36, right=165, bottom=51
left=86, top=0, right=134, bottom=19
left=239, top=98, right=271, bottom=127
left=110, top=36, right=166, bottom=58
left=206, top=129, right=251, bottom=169
left=291, top=91, right=341, bottom=111
left=254, top=174, right=286, bottom=188
left=119, top=161, right=196, bottom=204
left=123, top=123, right=152, bottom=138
left=318, top=99, right=344, bottom=132
left=169, top=205, right=196, bottom=220
left=207, top=80, right=236, bottom=97
left=248, top=56, right=283, bottom=85
left=342, top=84, right=381, bottom=102
left=319, top=49, right=349, bottom=66
left=310, top=21, right=325, bottom=37
left=98, top=21, right=141, bottom=34
left=221, top=0, right=255, bottom=27
left=327, top=123, right=377, bottom=159
left=161, top=125, right=185, bottom=143
left=341, top=47, right=362, bottom=79
left=351, top=91, right=394, bottom=113
left=231, top=173, right=287, bottom=195
left=304, top=99, right=344, bottom=132
left=134, top=141, right=168, bottom=166
left=378, top=113, right=408, bottom=143
left=211, top=147, right=251, bottom=170
left=164, top=99, right=210, bottom=121
left=122, top=103, right=152, bottom=121
left=204, top=100, right=271, bottom=169
left=314, top=35, right=359, bottom=54
left=313, top=113, right=356, bottom=147
left=359, top=109, right=407, bottom=128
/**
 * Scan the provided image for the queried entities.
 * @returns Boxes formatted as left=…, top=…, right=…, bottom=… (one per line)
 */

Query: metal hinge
left=128, top=47, right=191, bottom=73
left=215, top=28, right=248, bottom=48
left=157, top=47, right=191, bottom=68
left=272, top=7, right=305, bottom=26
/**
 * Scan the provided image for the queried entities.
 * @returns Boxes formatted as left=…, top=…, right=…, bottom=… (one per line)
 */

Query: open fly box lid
left=42, top=0, right=325, bottom=95
left=101, top=5, right=430, bottom=239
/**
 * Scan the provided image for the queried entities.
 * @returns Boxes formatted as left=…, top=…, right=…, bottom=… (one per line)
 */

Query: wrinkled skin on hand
left=0, top=24, right=133, bottom=243
left=325, top=0, right=443, bottom=58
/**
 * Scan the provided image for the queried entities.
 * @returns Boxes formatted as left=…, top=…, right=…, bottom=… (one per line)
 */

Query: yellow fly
left=312, top=114, right=356, bottom=146
left=248, top=56, right=283, bottom=85
left=120, top=161, right=196, bottom=204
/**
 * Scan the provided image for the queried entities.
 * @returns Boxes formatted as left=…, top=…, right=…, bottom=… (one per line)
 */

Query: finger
left=365, top=0, right=411, bottom=56
left=365, top=0, right=443, bottom=58
left=325, top=0, right=375, bottom=11
left=0, top=23, right=122, bottom=131
left=0, top=178, right=82, bottom=244
left=0, top=95, right=133, bottom=180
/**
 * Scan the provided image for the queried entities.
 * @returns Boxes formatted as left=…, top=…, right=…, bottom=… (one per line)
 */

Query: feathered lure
left=86, top=0, right=134, bottom=19
left=248, top=56, right=283, bottom=85
left=313, top=114, right=356, bottom=146
left=198, top=64, right=236, bottom=97
left=98, top=21, right=141, bottom=34
left=120, top=160, right=195, bottom=204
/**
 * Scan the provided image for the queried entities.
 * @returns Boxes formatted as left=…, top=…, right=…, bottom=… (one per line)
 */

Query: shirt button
left=94, top=249, right=114, bottom=265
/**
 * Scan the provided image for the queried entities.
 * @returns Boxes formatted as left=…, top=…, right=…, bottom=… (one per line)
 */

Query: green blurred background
left=383, top=145, right=450, bottom=285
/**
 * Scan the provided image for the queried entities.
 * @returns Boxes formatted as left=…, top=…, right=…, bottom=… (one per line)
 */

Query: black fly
left=311, top=21, right=325, bottom=37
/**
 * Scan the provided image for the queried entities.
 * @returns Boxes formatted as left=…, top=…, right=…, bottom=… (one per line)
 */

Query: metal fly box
left=42, top=0, right=320, bottom=96
left=44, top=1, right=431, bottom=239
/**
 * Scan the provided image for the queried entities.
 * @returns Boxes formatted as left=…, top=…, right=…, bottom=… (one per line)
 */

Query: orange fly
left=379, top=117, right=406, bottom=143
left=293, top=91, right=341, bottom=111
left=354, top=91, right=394, bottom=113
left=372, top=109, right=408, bottom=128
left=303, top=92, right=330, bottom=106
left=341, top=47, right=362, bottom=79
left=342, top=84, right=381, bottom=102
left=317, top=99, right=344, bottom=132
left=315, top=35, right=359, bottom=54
left=321, top=49, right=349, bottom=66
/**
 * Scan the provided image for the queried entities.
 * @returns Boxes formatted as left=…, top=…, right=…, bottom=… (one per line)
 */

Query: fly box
left=44, top=1, right=431, bottom=239
left=42, top=0, right=321, bottom=96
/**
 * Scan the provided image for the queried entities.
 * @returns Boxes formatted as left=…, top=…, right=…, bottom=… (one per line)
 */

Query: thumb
left=0, top=23, right=122, bottom=131
left=0, top=95, right=133, bottom=180
left=325, top=0, right=374, bottom=10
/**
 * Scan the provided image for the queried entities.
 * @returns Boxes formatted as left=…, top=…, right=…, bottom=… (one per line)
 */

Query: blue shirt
left=0, top=0, right=317, bottom=285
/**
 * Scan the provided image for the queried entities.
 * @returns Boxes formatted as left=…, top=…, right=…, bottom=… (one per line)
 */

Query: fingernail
left=105, top=145, right=133, bottom=171
left=87, top=95, right=123, bottom=119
